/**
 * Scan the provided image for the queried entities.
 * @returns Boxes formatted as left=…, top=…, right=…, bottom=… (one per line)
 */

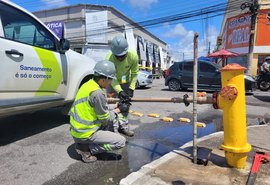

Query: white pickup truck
left=0, top=1, right=96, bottom=118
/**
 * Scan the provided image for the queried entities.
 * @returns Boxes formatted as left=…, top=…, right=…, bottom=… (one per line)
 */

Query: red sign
left=225, top=14, right=251, bottom=51
left=255, top=9, right=270, bottom=46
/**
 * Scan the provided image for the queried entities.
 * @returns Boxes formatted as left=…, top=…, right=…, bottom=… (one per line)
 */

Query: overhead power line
left=65, top=1, right=243, bottom=40
left=16, top=0, right=229, bottom=29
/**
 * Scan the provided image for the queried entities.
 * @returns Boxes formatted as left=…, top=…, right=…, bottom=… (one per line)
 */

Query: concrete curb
left=120, top=124, right=269, bottom=185
left=120, top=131, right=224, bottom=185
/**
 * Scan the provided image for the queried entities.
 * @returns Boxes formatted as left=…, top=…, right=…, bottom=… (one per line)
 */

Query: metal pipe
left=193, top=32, right=199, bottom=164
left=107, top=96, right=213, bottom=104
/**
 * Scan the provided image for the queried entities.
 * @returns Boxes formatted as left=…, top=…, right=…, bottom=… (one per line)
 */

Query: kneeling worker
left=69, top=60, right=129, bottom=163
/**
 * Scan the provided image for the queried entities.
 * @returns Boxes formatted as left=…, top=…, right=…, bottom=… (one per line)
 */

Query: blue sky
left=8, top=0, right=226, bottom=60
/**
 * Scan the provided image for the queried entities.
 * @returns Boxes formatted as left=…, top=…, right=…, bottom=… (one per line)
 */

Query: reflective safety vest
left=69, top=79, right=104, bottom=139
left=106, top=49, right=139, bottom=92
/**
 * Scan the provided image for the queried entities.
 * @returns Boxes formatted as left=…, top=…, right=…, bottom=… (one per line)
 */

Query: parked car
left=0, top=1, right=96, bottom=118
left=136, top=70, right=153, bottom=88
left=165, top=60, right=256, bottom=93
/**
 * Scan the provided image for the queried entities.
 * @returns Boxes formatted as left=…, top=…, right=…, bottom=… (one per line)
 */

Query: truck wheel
left=61, top=102, right=73, bottom=115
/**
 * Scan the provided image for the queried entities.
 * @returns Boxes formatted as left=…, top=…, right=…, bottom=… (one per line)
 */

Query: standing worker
left=106, top=35, right=139, bottom=137
left=69, top=60, right=129, bottom=163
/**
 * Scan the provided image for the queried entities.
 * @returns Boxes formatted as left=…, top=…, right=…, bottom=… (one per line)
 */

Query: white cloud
left=41, top=0, right=68, bottom=8
left=165, top=24, right=219, bottom=60
left=162, top=22, right=171, bottom=28
left=164, top=23, right=189, bottom=38
left=121, top=0, right=158, bottom=10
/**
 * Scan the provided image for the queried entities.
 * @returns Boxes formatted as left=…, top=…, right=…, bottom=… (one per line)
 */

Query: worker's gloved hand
left=127, top=88, right=134, bottom=98
left=118, top=91, right=130, bottom=101
left=118, top=102, right=130, bottom=113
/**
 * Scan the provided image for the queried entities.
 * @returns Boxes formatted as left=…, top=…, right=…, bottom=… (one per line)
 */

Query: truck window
left=0, top=2, right=56, bottom=51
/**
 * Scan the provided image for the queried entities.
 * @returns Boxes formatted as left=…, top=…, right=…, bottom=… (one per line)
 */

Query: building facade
left=219, top=0, right=270, bottom=76
left=33, top=4, right=172, bottom=74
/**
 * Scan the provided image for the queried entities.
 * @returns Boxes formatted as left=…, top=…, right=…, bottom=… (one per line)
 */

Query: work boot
left=76, top=150, right=97, bottom=163
left=75, top=143, right=97, bottom=163
left=118, top=128, right=134, bottom=137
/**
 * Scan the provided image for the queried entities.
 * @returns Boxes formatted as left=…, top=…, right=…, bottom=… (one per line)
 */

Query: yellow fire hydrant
left=216, top=63, right=251, bottom=169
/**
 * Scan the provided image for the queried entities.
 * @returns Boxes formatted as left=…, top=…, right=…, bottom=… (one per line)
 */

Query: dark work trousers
left=73, top=121, right=126, bottom=155
left=106, top=83, right=130, bottom=132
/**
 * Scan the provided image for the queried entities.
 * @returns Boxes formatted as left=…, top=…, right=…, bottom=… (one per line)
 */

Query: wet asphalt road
left=0, top=78, right=269, bottom=185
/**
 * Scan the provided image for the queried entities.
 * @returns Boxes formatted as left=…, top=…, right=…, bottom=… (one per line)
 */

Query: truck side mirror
left=59, top=39, right=70, bottom=54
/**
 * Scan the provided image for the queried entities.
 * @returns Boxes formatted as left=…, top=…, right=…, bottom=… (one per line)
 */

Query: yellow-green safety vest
left=106, top=49, right=139, bottom=92
left=69, top=79, right=107, bottom=139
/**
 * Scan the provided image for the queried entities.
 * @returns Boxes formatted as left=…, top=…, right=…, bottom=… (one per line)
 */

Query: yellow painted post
left=217, top=63, right=251, bottom=169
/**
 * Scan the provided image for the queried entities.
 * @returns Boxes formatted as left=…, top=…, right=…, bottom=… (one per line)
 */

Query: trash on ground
left=148, top=113, right=160, bottom=118
left=197, top=92, right=207, bottom=97
left=160, top=117, right=173, bottom=122
left=178, top=117, right=191, bottom=123
left=196, top=122, right=206, bottom=128
left=131, top=111, right=144, bottom=117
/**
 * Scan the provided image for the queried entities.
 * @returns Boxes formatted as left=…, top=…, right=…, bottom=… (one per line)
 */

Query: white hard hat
left=111, top=36, right=129, bottom=56
left=94, top=60, right=116, bottom=79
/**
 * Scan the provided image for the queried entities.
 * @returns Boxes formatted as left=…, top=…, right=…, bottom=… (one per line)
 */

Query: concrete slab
left=120, top=125, right=270, bottom=185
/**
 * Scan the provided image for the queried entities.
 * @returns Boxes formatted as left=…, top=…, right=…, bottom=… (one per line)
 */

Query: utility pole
left=208, top=41, right=211, bottom=55
left=183, top=52, right=185, bottom=60
left=241, top=0, right=259, bottom=75
left=193, top=32, right=199, bottom=165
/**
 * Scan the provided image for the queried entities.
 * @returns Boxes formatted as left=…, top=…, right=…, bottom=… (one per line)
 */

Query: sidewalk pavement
left=120, top=124, right=270, bottom=185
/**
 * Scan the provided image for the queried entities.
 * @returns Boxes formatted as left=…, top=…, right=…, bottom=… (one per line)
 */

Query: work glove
left=127, top=88, right=134, bottom=98
left=118, top=102, right=130, bottom=113
left=118, top=91, right=130, bottom=101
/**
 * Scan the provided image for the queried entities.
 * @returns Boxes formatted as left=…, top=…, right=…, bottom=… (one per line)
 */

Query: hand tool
left=246, top=151, right=270, bottom=185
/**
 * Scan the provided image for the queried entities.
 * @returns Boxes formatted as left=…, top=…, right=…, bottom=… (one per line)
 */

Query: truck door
left=0, top=2, right=67, bottom=107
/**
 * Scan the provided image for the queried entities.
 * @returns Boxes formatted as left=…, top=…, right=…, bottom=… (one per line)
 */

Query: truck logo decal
left=34, top=47, right=62, bottom=96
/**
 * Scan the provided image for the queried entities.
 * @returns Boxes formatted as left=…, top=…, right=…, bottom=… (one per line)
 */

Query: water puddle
left=127, top=121, right=221, bottom=171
